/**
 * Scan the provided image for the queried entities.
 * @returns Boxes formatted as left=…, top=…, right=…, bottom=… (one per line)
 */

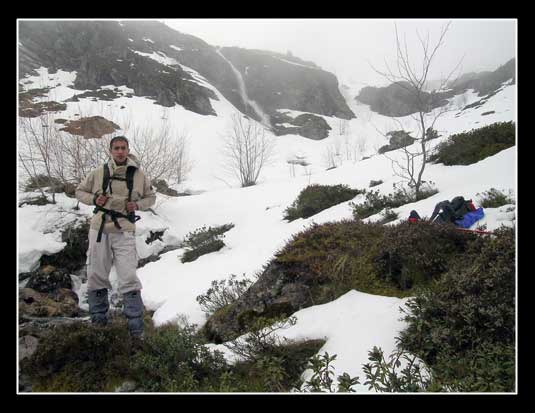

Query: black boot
left=87, top=288, right=109, bottom=326
left=123, top=290, right=144, bottom=339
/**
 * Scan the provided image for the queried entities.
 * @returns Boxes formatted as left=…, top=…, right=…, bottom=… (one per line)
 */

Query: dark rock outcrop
left=378, top=130, right=416, bottom=154
left=357, top=81, right=455, bottom=117
left=20, top=288, right=80, bottom=318
left=152, top=179, right=179, bottom=196
left=272, top=112, right=332, bottom=140
left=19, top=20, right=218, bottom=116
left=217, top=46, right=355, bottom=124
left=202, top=262, right=318, bottom=343
left=26, top=265, right=73, bottom=293
left=59, top=115, right=120, bottom=139
left=448, top=58, right=515, bottom=97
left=356, top=59, right=515, bottom=118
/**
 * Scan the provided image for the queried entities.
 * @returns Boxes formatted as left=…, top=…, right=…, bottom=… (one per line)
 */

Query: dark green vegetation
left=40, top=221, right=91, bottom=273
left=477, top=188, right=515, bottom=209
left=284, top=184, right=364, bottom=221
left=398, top=226, right=515, bottom=391
left=350, top=186, right=438, bottom=220
left=23, top=314, right=325, bottom=392
left=429, top=122, right=515, bottom=166
left=23, top=221, right=515, bottom=392
left=275, top=220, right=478, bottom=300
left=181, top=224, right=235, bottom=263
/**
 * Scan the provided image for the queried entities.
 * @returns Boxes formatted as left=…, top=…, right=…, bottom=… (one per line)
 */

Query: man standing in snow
left=75, top=136, right=155, bottom=340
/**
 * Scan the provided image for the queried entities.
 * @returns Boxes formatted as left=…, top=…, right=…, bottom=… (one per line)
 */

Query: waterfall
left=216, top=48, right=272, bottom=128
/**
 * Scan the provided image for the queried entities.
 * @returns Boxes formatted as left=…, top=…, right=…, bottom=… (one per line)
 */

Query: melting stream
left=216, top=48, right=272, bottom=128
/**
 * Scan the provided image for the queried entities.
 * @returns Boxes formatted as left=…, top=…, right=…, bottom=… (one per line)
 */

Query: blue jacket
left=455, top=208, right=485, bottom=229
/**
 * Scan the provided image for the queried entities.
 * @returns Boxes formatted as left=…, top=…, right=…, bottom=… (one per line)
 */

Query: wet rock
left=26, top=265, right=73, bottom=293
left=202, top=262, right=314, bottom=343
left=19, top=288, right=80, bottom=318
left=19, top=335, right=40, bottom=361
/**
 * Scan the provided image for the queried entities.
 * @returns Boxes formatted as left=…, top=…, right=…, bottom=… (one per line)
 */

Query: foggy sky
left=163, top=19, right=516, bottom=88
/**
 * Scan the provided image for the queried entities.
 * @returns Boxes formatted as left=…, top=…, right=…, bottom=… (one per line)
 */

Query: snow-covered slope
left=18, top=64, right=516, bottom=392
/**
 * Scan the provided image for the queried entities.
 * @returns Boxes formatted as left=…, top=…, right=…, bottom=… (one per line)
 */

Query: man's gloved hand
left=95, top=195, right=108, bottom=207
left=127, top=201, right=138, bottom=213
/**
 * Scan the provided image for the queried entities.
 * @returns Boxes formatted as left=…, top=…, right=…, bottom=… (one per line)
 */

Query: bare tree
left=18, top=104, right=192, bottom=202
left=371, top=21, right=463, bottom=200
left=18, top=113, right=61, bottom=202
left=323, top=144, right=340, bottom=169
left=125, top=119, right=192, bottom=186
left=221, top=113, right=275, bottom=187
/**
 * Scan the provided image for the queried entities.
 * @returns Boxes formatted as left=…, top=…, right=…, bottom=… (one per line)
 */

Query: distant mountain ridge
left=19, top=20, right=354, bottom=139
left=356, top=58, right=515, bottom=117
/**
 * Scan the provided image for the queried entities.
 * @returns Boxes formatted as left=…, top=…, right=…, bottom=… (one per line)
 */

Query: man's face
left=111, top=140, right=129, bottom=164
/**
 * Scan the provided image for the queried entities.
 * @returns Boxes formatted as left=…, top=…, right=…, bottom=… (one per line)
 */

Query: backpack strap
left=126, top=166, right=136, bottom=202
left=126, top=166, right=141, bottom=224
left=102, top=162, right=110, bottom=195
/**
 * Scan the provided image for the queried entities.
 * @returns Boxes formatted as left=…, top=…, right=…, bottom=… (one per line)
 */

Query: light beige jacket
left=75, top=155, right=156, bottom=233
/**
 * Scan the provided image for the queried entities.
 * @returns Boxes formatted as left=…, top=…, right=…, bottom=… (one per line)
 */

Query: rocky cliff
left=19, top=20, right=355, bottom=135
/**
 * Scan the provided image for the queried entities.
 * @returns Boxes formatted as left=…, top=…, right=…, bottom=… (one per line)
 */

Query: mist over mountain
left=19, top=20, right=354, bottom=140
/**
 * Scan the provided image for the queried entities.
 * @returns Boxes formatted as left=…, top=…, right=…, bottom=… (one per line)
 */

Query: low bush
left=428, top=122, right=515, bottom=165
left=181, top=224, right=234, bottom=263
left=222, top=316, right=326, bottom=392
left=23, top=319, right=133, bottom=392
left=196, top=273, right=254, bottom=318
left=476, top=188, right=515, bottom=208
left=275, top=220, right=474, bottom=301
left=130, top=323, right=230, bottom=392
left=373, top=221, right=477, bottom=290
left=350, top=185, right=438, bottom=220
left=284, top=184, right=364, bottom=221
left=376, top=208, right=399, bottom=225
left=397, top=226, right=515, bottom=391
left=40, top=221, right=91, bottom=273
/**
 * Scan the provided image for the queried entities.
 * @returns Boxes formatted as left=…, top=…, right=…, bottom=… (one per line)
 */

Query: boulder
left=19, top=288, right=79, bottom=318
left=26, top=265, right=73, bottom=293
left=202, top=262, right=314, bottom=343
left=19, top=335, right=40, bottom=361
left=151, top=179, right=179, bottom=197
left=59, top=116, right=121, bottom=139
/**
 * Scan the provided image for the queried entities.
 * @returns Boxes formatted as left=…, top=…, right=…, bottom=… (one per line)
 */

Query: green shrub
left=24, top=319, right=133, bottom=392
left=429, top=122, right=515, bottom=165
left=362, top=346, right=431, bottom=392
left=302, top=352, right=360, bottom=392
left=397, top=226, right=515, bottom=391
left=181, top=224, right=234, bottom=263
left=221, top=316, right=326, bottom=392
left=130, top=323, right=230, bottom=392
left=350, top=185, right=438, bottom=220
left=196, top=273, right=254, bottom=318
left=376, top=208, right=399, bottom=225
left=40, top=221, right=91, bottom=273
left=284, top=184, right=364, bottom=221
left=477, top=188, right=515, bottom=208
left=276, top=221, right=414, bottom=300
left=372, top=221, right=477, bottom=290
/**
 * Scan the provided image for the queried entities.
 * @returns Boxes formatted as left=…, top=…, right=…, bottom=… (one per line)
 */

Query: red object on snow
left=455, top=227, right=494, bottom=235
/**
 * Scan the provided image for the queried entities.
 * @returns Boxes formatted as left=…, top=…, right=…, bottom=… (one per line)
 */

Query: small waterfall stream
left=216, top=48, right=272, bottom=128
